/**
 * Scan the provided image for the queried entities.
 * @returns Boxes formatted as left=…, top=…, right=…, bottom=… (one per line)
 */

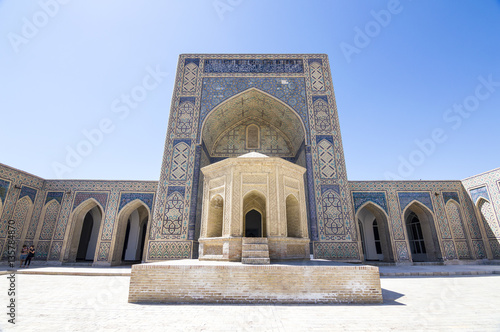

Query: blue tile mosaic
left=203, top=59, right=303, bottom=73
left=19, top=185, right=37, bottom=203
left=442, top=191, right=460, bottom=204
left=352, top=192, right=388, bottom=213
left=469, top=186, right=489, bottom=203
left=0, top=179, right=9, bottom=204
left=398, top=192, right=433, bottom=212
left=199, top=77, right=309, bottom=138
left=118, top=193, right=154, bottom=212
left=45, top=191, right=64, bottom=204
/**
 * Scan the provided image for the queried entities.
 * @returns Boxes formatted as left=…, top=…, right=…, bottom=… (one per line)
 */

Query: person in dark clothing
left=24, top=245, right=35, bottom=267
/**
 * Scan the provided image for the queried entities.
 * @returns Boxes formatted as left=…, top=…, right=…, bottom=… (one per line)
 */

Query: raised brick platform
left=128, top=260, right=383, bottom=304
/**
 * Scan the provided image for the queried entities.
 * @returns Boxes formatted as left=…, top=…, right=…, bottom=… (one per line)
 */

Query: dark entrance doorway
left=245, top=209, right=262, bottom=237
left=76, top=212, right=93, bottom=261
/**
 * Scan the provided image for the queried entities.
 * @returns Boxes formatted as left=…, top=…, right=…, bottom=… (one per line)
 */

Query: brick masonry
left=128, top=261, right=383, bottom=304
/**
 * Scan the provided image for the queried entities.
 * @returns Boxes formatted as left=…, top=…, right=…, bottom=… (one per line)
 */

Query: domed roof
left=237, top=152, right=269, bottom=158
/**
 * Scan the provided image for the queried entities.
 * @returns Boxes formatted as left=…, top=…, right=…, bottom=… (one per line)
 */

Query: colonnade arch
left=66, top=199, right=104, bottom=263
left=112, top=200, right=150, bottom=265
left=356, top=202, right=394, bottom=262
left=403, top=201, right=441, bottom=262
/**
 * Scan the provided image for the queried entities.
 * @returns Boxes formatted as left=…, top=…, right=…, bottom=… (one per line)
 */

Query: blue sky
left=1, top=0, right=499, bottom=181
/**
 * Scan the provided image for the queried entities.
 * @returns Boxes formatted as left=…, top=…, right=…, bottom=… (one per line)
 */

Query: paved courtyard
left=1, top=266, right=500, bottom=331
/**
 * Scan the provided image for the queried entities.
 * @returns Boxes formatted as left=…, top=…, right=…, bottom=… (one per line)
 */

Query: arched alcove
left=112, top=200, right=150, bottom=265
left=286, top=194, right=301, bottom=238
left=201, top=88, right=306, bottom=161
left=356, top=202, right=394, bottom=262
left=404, top=201, right=441, bottom=262
left=67, top=199, right=104, bottom=263
left=243, top=190, right=267, bottom=237
left=207, top=195, right=224, bottom=237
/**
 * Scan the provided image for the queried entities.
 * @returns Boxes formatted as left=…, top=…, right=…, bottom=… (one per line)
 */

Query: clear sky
left=1, top=0, right=499, bottom=181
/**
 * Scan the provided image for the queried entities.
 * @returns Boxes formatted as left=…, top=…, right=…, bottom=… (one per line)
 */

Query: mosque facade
left=1, top=54, right=499, bottom=265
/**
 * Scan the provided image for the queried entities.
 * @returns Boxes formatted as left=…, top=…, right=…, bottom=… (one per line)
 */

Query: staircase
left=241, top=237, right=270, bottom=265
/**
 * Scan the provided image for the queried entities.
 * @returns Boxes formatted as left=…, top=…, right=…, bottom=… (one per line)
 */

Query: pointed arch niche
left=403, top=201, right=442, bottom=262
left=356, top=202, right=394, bottom=262
left=200, top=88, right=306, bottom=163
left=111, top=200, right=151, bottom=265
left=65, top=199, right=104, bottom=263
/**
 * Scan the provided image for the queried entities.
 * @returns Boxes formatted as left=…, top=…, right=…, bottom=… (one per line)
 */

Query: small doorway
left=406, top=211, right=427, bottom=262
left=245, top=209, right=262, bottom=237
left=76, top=207, right=101, bottom=261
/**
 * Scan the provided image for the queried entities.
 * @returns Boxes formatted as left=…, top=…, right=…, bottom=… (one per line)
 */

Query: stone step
left=242, top=250, right=270, bottom=258
left=242, top=243, right=269, bottom=251
left=242, top=237, right=268, bottom=244
left=241, top=257, right=271, bottom=265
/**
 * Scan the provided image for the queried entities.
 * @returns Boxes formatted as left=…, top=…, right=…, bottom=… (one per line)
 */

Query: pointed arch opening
left=477, top=198, right=500, bottom=259
left=404, top=201, right=441, bottom=262
left=112, top=200, right=151, bottom=265
left=356, top=202, right=394, bottom=262
left=243, top=190, right=267, bottom=237
left=200, top=88, right=306, bottom=162
left=67, top=199, right=104, bottom=263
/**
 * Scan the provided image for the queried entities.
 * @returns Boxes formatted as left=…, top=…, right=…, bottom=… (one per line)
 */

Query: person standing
left=24, top=245, right=35, bottom=267
left=19, top=245, right=28, bottom=268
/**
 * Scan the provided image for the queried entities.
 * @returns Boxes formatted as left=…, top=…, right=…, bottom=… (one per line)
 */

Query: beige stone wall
left=128, top=262, right=382, bottom=304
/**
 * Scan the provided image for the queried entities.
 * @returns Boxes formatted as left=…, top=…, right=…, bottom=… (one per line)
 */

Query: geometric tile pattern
left=148, top=241, right=191, bottom=259
left=182, top=62, right=198, bottom=93
left=170, top=142, right=190, bottom=181
left=489, top=239, right=500, bottom=259
left=317, top=138, right=337, bottom=179
left=321, top=190, right=344, bottom=235
left=97, top=242, right=111, bottom=261
left=212, top=119, right=293, bottom=157
left=12, top=196, right=32, bottom=239
left=445, top=201, right=466, bottom=239
left=455, top=241, right=471, bottom=259
left=39, top=200, right=61, bottom=240
left=199, top=77, right=309, bottom=137
left=472, top=240, right=487, bottom=259
left=49, top=241, right=63, bottom=260
left=398, top=192, right=434, bottom=212
left=35, top=240, right=50, bottom=260
left=176, top=101, right=195, bottom=136
left=309, top=60, right=325, bottom=92
left=443, top=240, right=457, bottom=260
left=118, top=193, right=154, bottom=213
left=312, top=97, right=332, bottom=133
left=352, top=192, right=388, bottom=213
left=313, top=242, right=359, bottom=259
left=162, top=192, right=184, bottom=236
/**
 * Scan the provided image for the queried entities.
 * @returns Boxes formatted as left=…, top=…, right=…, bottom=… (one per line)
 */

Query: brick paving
left=1, top=263, right=500, bottom=331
